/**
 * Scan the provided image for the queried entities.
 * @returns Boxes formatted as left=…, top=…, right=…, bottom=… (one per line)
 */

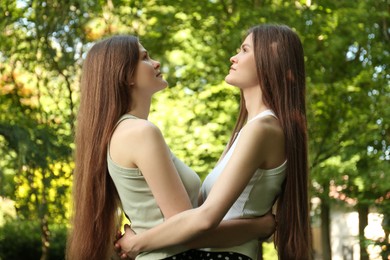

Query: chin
left=224, top=76, right=235, bottom=86
left=160, top=82, right=168, bottom=90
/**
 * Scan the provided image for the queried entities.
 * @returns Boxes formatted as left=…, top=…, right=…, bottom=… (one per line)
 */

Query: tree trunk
left=357, top=204, right=369, bottom=260
left=39, top=171, right=50, bottom=260
left=40, top=214, right=49, bottom=260
left=321, top=199, right=332, bottom=260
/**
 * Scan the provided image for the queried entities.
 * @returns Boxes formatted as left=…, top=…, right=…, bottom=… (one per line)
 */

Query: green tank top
left=107, top=114, right=201, bottom=259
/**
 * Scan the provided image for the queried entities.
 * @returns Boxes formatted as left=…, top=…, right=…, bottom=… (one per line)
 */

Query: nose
left=230, top=54, right=238, bottom=63
left=152, top=59, right=160, bottom=69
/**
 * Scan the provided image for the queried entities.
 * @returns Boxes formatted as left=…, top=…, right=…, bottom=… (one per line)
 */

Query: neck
left=128, top=97, right=152, bottom=120
left=242, top=86, right=268, bottom=121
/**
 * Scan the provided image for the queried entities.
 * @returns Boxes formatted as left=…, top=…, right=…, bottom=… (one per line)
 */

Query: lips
left=156, top=72, right=162, bottom=77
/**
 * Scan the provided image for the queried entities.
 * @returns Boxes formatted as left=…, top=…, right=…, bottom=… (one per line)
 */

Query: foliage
left=262, top=242, right=278, bottom=259
left=150, top=82, right=239, bottom=179
left=305, top=0, right=389, bottom=234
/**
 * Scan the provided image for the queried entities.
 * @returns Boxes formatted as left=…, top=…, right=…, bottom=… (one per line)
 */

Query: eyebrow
left=241, top=43, right=251, bottom=49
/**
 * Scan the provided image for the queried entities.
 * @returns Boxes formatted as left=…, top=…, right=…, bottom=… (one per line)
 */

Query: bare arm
left=117, top=121, right=282, bottom=258
left=180, top=193, right=275, bottom=248
left=119, top=212, right=275, bottom=252
left=185, top=212, right=275, bottom=249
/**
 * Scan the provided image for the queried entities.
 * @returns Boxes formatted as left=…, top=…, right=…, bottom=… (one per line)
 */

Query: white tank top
left=200, top=109, right=287, bottom=259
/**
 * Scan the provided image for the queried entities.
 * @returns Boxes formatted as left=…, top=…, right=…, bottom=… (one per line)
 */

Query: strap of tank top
left=115, top=114, right=138, bottom=127
left=108, top=114, right=139, bottom=151
left=247, top=109, right=277, bottom=124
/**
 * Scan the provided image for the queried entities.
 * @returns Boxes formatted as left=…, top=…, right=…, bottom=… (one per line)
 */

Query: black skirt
left=163, top=249, right=252, bottom=260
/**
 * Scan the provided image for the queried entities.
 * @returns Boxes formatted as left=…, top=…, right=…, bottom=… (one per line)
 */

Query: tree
left=0, top=0, right=95, bottom=258
left=305, top=0, right=390, bottom=258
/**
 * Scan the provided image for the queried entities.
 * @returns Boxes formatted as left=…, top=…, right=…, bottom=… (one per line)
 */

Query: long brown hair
left=227, top=25, right=310, bottom=259
left=66, top=35, right=139, bottom=260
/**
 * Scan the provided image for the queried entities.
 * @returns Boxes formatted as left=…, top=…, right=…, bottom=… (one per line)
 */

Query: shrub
left=0, top=219, right=67, bottom=260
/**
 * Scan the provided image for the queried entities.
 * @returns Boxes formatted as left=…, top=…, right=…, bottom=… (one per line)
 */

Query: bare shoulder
left=110, top=118, right=165, bottom=167
left=113, top=118, right=162, bottom=141
left=239, top=116, right=285, bottom=168
left=242, top=116, right=284, bottom=142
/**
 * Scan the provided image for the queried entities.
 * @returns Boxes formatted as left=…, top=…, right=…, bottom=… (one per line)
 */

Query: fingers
left=114, top=242, right=121, bottom=252
left=114, top=230, right=123, bottom=253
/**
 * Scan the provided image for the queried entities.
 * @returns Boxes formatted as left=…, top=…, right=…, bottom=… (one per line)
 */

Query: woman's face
left=133, top=43, right=168, bottom=94
left=225, top=33, right=258, bottom=89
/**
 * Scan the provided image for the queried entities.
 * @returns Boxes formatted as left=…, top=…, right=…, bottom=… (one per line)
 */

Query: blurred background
left=0, top=0, right=389, bottom=259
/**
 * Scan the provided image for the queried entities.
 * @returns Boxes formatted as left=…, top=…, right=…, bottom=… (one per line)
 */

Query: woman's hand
left=115, top=224, right=139, bottom=259
left=257, top=211, right=276, bottom=241
left=113, top=229, right=123, bottom=256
